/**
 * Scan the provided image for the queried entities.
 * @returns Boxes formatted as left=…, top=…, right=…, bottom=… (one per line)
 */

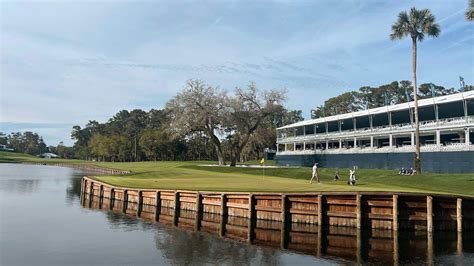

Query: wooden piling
left=457, top=198, right=462, bottom=232
left=316, top=225, right=322, bottom=257
left=88, top=181, right=93, bottom=208
left=317, top=194, right=323, bottom=226
left=248, top=194, right=255, bottom=243
left=98, top=185, right=104, bottom=208
left=356, top=194, right=362, bottom=229
left=219, top=194, right=227, bottom=237
left=392, top=194, right=398, bottom=231
left=122, top=190, right=128, bottom=213
left=80, top=179, right=85, bottom=204
left=457, top=231, right=463, bottom=256
left=195, top=193, right=202, bottom=231
left=393, top=230, right=399, bottom=265
left=427, top=231, right=433, bottom=265
left=280, top=195, right=287, bottom=249
left=221, top=194, right=227, bottom=216
left=427, top=196, right=433, bottom=233
left=137, top=190, right=143, bottom=217
left=281, top=195, right=287, bottom=224
left=154, top=191, right=161, bottom=222
left=173, top=192, right=180, bottom=226
left=109, top=188, right=115, bottom=210
left=356, top=229, right=362, bottom=264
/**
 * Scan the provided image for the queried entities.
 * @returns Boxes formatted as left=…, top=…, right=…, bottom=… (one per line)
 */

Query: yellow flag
left=260, top=158, right=265, bottom=165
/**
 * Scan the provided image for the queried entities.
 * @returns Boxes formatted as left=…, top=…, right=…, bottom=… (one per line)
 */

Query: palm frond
left=390, top=11, right=409, bottom=40
left=390, top=7, right=440, bottom=42
left=466, top=0, right=474, bottom=21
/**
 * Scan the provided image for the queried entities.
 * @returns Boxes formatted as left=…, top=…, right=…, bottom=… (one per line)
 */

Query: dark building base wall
left=276, top=151, right=474, bottom=173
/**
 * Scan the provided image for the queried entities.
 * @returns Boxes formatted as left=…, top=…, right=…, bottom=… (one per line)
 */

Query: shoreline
left=82, top=176, right=474, bottom=232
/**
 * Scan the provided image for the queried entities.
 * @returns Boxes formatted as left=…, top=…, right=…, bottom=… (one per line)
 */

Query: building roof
left=278, top=91, right=474, bottom=130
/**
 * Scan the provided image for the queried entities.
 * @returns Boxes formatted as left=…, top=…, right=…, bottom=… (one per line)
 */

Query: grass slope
left=1, top=151, right=473, bottom=196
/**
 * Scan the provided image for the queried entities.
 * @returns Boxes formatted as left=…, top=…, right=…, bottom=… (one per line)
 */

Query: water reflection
left=0, top=164, right=341, bottom=265
left=83, top=194, right=474, bottom=265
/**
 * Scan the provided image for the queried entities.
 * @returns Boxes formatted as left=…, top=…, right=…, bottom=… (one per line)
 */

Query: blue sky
left=1, top=0, right=473, bottom=145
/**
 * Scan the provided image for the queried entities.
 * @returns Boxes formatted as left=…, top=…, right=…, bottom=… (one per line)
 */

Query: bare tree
left=165, top=80, right=227, bottom=165
left=166, top=80, right=286, bottom=166
left=224, top=83, right=286, bottom=166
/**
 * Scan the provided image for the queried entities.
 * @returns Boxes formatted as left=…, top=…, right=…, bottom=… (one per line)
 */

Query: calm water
left=0, top=164, right=473, bottom=265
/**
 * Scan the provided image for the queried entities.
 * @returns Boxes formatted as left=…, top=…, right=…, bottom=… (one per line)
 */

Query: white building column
left=370, top=136, right=374, bottom=148
left=303, top=142, right=306, bottom=150
left=436, top=130, right=441, bottom=146
left=354, top=137, right=357, bottom=148
left=389, top=134, right=393, bottom=148
left=339, top=139, right=342, bottom=149
left=326, top=140, right=329, bottom=150
left=466, top=128, right=470, bottom=145
left=276, top=144, right=279, bottom=152
left=411, top=132, right=415, bottom=147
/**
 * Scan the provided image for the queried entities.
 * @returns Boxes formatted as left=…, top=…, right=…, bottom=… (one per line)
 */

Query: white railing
left=277, top=143, right=474, bottom=155
left=277, top=116, right=474, bottom=143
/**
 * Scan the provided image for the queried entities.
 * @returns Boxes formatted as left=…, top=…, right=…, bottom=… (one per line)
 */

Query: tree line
left=69, top=80, right=303, bottom=164
left=311, top=80, right=472, bottom=119
left=0, top=132, right=48, bottom=155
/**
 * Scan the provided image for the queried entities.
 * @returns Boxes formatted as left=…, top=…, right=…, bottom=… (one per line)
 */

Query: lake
left=1, top=163, right=473, bottom=265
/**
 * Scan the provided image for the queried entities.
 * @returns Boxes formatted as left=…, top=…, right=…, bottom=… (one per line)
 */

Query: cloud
left=1, top=0, right=472, bottom=146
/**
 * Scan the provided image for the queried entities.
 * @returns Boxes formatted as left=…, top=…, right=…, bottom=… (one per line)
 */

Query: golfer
left=310, top=163, right=320, bottom=184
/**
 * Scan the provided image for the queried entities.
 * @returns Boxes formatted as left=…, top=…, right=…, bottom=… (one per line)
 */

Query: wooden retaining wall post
left=173, top=192, right=180, bottom=226
left=316, top=225, right=322, bottom=257
left=356, top=229, right=362, bottom=264
left=393, top=230, right=399, bottom=265
left=122, top=190, right=128, bottom=213
left=280, top=195, right=287, bottom=249
left=220, top=193, right=227, bottom=216
left=195, top=193, right=202, bottom=231
left=219, top=193, right=227, bottom=237
left=427, top=196, right=433, bottom=233
left=392, top=195, right=398, bottom=231
left=80, top=179, right=85, bottom=204
left=154, top=191, right=161, bottom=222
left=247, top=194, right=255, bottom=243
left=137, top=190, right=143, bottom=217
left=98, top=185, right=104, bottom=209
left=427, top=228, right=433, bottom=265
left=457, top=198, right=462, bottom=232
left=281, top=195, right=287, bottom=223
left=356, top=194, right=362, bottom=229
left=109, top=188, right=115, bottom=210
left=88, top=181, right=94, bottom=208
left=317, top=194, right=323, bottom=226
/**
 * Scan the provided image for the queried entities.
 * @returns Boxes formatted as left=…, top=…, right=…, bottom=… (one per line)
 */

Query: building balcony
left=277, top=116, right=474, bottom=143
left=276, top=143, right=474, bottom=156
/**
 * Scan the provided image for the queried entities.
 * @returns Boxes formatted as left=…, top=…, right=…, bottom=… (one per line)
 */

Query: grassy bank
left=1, top=151, right=473, bottom=196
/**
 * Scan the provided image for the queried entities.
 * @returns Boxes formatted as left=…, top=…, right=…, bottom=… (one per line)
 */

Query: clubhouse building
left=276, top=91, right=474, bottom=173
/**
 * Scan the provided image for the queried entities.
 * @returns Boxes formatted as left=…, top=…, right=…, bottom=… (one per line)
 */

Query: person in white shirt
left=310, top=163, right=320, bottom=184
left=348, top=168, right=356, bottom=185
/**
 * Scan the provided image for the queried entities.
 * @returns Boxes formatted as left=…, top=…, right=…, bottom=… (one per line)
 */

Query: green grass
left=1, top=151, right=473, bottom=196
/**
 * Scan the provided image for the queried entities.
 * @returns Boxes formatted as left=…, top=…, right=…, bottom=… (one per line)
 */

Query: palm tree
left=467, top=0, right=474, bottom=21
left=390, top=7, right=440, bottom=174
